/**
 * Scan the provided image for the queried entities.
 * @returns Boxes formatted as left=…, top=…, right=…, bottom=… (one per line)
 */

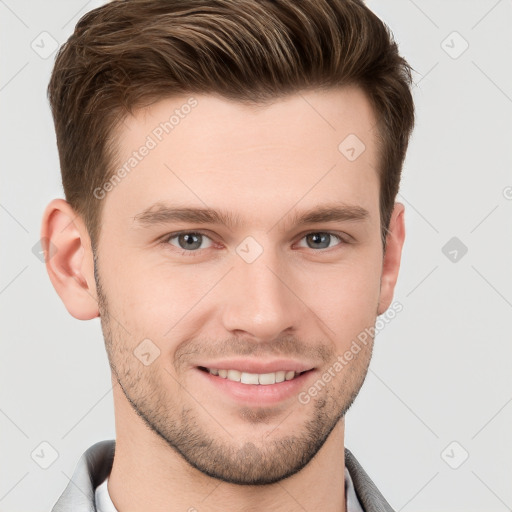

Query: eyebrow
left=132, top=202, right=369, bottom=231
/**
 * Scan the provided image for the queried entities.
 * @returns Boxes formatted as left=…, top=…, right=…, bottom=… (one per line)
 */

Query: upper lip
left=197, top=359, right=316, bottom=374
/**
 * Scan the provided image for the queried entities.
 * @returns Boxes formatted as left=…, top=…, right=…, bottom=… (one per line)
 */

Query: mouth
left=198, top=366, right=311, bottom=385
left=194, top=359, right=318, bottom=405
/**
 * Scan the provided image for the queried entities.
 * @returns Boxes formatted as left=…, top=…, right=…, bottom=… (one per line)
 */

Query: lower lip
left=196, top=368, right=316, bottom=405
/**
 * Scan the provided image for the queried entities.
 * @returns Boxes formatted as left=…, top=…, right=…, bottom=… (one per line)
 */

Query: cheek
left=100, top=254, right=221, bottom=345
left=99, top=234, right=383, bottom=348
left=304, top=256, right=382, bottom=342
left=98, top=268, right=160, bottom=344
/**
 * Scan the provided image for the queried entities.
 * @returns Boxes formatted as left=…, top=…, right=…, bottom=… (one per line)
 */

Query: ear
left=377, top=202, right=405, bottom=315
left=41, top=198, right=99, bottom=320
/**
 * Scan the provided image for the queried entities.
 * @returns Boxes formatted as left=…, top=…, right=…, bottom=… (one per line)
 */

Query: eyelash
left=162, top=230, right=350, bottom=257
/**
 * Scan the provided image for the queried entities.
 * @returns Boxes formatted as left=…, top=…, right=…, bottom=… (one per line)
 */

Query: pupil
left=181, top=233, right=200, bottom=249
left=309, top=233, right=329, bottom=249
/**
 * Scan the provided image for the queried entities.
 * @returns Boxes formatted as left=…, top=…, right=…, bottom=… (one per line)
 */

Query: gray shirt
left=95, top=466, right=364, bottom=511
left=52, top=440, right=395, bottom=512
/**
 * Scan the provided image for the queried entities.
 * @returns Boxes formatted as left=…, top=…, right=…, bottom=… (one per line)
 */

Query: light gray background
left=1, top=1, right=511, bottom=511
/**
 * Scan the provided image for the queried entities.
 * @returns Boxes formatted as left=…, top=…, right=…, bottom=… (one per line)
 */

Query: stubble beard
left=94, top=259, right=373, bottom=485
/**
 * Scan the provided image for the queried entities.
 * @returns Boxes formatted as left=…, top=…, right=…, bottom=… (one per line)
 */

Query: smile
left=198, top=367, right=308, bottom=385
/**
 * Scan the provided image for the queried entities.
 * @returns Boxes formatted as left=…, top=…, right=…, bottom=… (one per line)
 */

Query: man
left=42, top=0, right=415, bottom=510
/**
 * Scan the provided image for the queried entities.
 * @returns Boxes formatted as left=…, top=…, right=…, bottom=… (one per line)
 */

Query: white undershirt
left=95, top=468, right=364, bottom=512
left=94, top=476, right=118, bottom=512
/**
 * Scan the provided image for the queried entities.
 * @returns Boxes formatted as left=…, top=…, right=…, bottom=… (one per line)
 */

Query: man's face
left=95, top=87, right=389, bottom=484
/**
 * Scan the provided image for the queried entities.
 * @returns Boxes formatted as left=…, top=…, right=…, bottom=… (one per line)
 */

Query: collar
left=52, top=440, right=395, bottom=512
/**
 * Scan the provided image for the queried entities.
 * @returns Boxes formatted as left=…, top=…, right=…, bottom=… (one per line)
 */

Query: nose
left=219, top=246, right=304, bottom=343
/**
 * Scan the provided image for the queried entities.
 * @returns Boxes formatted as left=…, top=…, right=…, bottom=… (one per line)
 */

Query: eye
left=162, top=230, right=348, bottom=257
left=165, top=231, right=214, bottom=253
left=296, top=232, right=345, bottom=250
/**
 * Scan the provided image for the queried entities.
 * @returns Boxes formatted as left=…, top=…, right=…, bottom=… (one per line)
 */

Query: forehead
left=104, top=86, right=380, bottom=228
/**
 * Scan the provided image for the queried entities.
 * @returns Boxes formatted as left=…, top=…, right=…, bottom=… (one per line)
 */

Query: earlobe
left=41, top=198, right=99, bottom=320
left=377, top=202, right=406, bottom=316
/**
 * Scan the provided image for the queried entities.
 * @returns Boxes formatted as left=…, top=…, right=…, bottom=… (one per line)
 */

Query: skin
left=42, top=86, right=405, bottom=512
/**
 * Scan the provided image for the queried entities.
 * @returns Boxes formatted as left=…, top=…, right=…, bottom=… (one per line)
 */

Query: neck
left=108, top=382, right=346, bottom=512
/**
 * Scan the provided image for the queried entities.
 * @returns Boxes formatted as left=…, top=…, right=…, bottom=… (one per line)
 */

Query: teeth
left=258, top=372, right=275, bottom=385
left=241, top=372, right=259, bottom=384
left=206, top=368, right=300, bottom=385
left=227, top=369, right=241, bottom=382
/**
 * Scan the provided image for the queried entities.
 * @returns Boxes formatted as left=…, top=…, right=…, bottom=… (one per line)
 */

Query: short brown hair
left=48, top=0, right=415, bottom=250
